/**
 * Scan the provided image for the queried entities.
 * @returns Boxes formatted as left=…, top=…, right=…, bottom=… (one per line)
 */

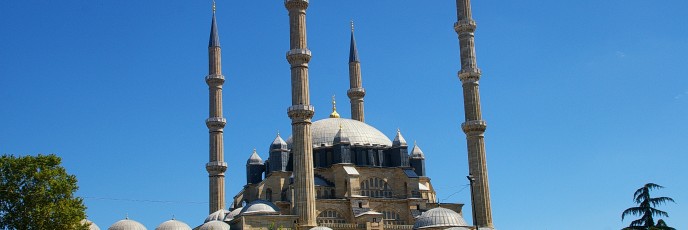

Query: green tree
left=621, top=183, right=675, bottom=230
left=0, top=154, right=89, bottom=230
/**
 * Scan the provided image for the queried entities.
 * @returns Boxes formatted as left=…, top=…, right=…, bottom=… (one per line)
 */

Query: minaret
left=204, top=0, right=228, bottom=214
left=454, top=0, right=494, bottom=228
left=347, top=21, right=366, bottom=122
left=284, top=0, right=317, bottom=229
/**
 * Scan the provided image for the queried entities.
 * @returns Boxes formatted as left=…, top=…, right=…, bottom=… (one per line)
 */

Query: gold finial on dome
left=330, top=95, right=340, bottom=118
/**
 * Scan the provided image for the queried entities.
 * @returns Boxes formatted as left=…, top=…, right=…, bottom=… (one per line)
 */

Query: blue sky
left=1, top=1, right=687, bottom=229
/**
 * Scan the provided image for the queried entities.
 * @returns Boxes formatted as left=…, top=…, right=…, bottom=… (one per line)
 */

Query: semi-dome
left=155, top=219, right=191, bottom=230
left=205, top=209, right=229, bottom=223
left=108, top=218, right=147, bottom=230
left=81, top=219, right=101, bottom=230
left=412, top=207, right=469, bottom=229
left=198, top=220, right=230, bottom=230
left=287, top=118, right=392, bottom=147
left=239, top=199, right=279, bottom=215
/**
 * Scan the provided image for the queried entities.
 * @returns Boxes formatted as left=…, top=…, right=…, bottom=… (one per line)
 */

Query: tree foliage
left=0, top=154, right=89, bottom=230
left=621, top=183, right=675, bottom=230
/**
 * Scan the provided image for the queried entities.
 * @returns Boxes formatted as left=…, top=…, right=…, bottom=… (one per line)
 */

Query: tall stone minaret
left=204, top=1, right=228, bottom=214
left=347, top=21, right=366, bottom=122
left=454, top=0, right=494, bottom=228
left=284, top=0, right=317, bottom=229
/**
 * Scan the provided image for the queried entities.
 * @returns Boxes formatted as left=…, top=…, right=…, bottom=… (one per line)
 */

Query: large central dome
left=287, top=118, right=392, bottom=147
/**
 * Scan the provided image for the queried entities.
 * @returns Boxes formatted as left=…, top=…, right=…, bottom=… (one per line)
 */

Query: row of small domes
left=83, top=218, right=230, bottom=230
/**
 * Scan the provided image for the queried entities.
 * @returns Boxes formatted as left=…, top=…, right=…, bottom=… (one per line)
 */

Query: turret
left=246, top=149, right=265, bottom=184
left=332, top=125, right=351, bottom=164
left=409, top=141, right=426, bottom=177
left=390, top=129, right=410, bottom=167
left=268, top=133, right=290, bottom=173
left=347, top=21, right=366, bottom=122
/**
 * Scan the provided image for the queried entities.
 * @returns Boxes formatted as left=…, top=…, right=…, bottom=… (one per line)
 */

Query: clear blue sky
left=1, top=1, right=686, bottom=229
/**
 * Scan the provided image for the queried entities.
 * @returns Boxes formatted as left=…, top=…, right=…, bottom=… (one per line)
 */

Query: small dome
left=270, top=133, right=288, bottom=150
left=223, top=207, right=243, bottom=221
left=205, top=209, right=230, bottom=223
left=310, top=227, right=334, bottom=230
left=198, top=220, right=230, bottom=230
left=239, top=200, right=279, bottom=215
left=287, top=118, right=393, bottom=147
left=81, top=219, right=101, bottom=230
left=247, top=149, right=264, bottom=165
left=410, top=142, right=425, bottom=159
left=392, top=129, right=408, bottom=147
left=108, top=218, right=147, bottom=230
left=412, top=207, right=468, bottom=229
left=155, top=219, right=191, bottom=230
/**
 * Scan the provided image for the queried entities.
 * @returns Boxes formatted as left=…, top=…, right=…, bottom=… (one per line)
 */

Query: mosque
left=85, top=1, right=494, bottom=230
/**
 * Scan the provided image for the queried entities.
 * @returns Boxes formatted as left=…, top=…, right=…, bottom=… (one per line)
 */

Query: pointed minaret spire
left=455, top=0, right=494, bottom=228
left=209, top=1, right=220, bottom=47
left=205, top=0, right=228, bottom=214
left=347, top=20, right=366, bottom=122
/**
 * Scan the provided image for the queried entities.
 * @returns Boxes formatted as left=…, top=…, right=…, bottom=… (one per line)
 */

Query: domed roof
left=412, top=207, right=468, bottom=229
left=155, top=219, right=191, bottom=230
left=239, top=199, right=279, bottom=215
left=247, top=149, right=263, bottom=165
left=108, top=218, right=147, bottom=230
left=270, top=133, right=288, bottom=150
left=198, top=221, right=230, bottom=230
left=287, top=118, right=392, bottom=147
left=81, top=219, right=101, bottom=230
left=310, top=227, right=334, bottom=230
left=392, top=129, right=408, bottom=147
left=410, top=142, right=425, bottom=159
left=223, top=207, right=243, bottom=221
left=205, top=209, right=229, bottom=223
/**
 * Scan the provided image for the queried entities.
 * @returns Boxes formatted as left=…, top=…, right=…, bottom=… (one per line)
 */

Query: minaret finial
left=212, top=0, right=216, bottom=13
left=351, top=20, right=354, bottom=32
left=330, top=95, right=340, bottom=118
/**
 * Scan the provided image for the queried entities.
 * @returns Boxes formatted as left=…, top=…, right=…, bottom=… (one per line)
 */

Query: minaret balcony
left=454, top=19, right=477, bottom=34
left=205, top=117, right=227, bottom=130
left=284, top=0, right=309, bottom=10
left=458, top=68, right=481, bottom=84
left=286, top=49, right=312, bottom=66
left=461, top=120, right=487, bottom=134
left=347, top=88, right=366, bottom=99
left=205, top=74, right=225, bottom=85
left=287, top=104, right=315, bottom=121
left=206, top=161, right=228, bottom=175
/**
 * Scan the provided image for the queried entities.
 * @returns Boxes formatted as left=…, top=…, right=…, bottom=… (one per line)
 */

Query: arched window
left=265, top=188, right=273, bottom=202
left=360, top=177, right=392, bottom=198
left=382, top=210, right=404, bottom=225
left=317, top=209, right=346, bottom=224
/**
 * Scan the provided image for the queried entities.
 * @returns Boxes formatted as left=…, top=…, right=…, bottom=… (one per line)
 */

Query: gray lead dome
left=412, top=207, right=469, bottom=229
left=287, top=118, right=392, bottom=147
